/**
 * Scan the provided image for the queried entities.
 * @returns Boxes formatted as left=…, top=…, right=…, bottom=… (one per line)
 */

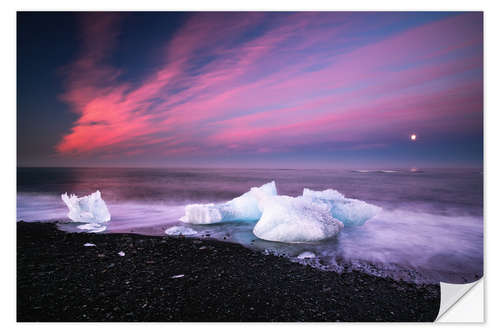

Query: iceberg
left=253, top=195, right=343, bottom=243
left=61, top=190, right=111, bottom=224
left=180, top=181, right=277, bottom=224
left=179, top=181, right=380, bottom=243
left=302, top=188, right=381, bottom=226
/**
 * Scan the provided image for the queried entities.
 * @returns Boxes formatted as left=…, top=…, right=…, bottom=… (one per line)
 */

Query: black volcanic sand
left=17, top=222, right=440, bottom=322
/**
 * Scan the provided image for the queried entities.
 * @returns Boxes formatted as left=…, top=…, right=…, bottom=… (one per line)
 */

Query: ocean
left=17, top=167, right=483, bottom=284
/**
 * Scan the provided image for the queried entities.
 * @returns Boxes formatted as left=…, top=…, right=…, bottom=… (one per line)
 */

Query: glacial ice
left=180, top=181, right=381, bottom=243
left=302, top=188, right=381, bottom=226
left=297, top=251, right=316, bottom=259
left=180, top=181, right=277, bottom=224
left=77, top=223, right=107, bottom=233
left=253, top=195, right=344, bottom=243
left=165, top=225, right=197, bottom=236
left=61, top=190, right=111, bottom=224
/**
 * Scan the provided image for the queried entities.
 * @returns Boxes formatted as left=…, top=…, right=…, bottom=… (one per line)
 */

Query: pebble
left=170, top=274, right=185, bottom=279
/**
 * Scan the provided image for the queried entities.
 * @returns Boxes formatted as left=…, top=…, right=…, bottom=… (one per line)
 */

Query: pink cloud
left=56, top=12, right=482, bottom=160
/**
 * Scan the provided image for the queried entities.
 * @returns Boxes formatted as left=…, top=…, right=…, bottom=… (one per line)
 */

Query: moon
left=410, top=133, right=417, bottom=141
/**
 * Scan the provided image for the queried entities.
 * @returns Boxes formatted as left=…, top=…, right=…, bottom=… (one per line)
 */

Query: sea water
left=17, top=167, right=483, bottom=284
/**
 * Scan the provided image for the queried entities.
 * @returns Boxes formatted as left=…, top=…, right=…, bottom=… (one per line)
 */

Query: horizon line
left=16, top=164, right=484, bottom=171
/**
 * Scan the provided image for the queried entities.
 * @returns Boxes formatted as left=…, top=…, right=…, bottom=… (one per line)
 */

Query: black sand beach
left=17, top=222, right=440, bottom=322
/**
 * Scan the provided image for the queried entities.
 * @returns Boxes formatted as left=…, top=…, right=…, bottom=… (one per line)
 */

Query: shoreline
left=17, top=222, right=440, bottom=322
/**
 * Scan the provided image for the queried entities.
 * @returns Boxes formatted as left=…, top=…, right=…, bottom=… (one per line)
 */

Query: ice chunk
left=253, top=195, right=343, bottom=243
left=165, top=225, right=197, bottom=236
left=61, top=190, right=111, bottom=224
left=118, top=251, right=125, bottom=257
left=297, top=251, right=316, bottom=259
left=303, top=188, right=345, bottom=201
left=180, top=181, right=277, bottom=224
left=302, top=188, right=381, bottom=226
left=83, top=243, right=96, bottom=247
left=179, top=203, right=223, bottom=224
left=77, top=223, right=107, bottom=233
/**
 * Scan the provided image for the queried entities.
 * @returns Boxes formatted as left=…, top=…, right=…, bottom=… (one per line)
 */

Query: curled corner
left=436, top=278, right=484, bottom=322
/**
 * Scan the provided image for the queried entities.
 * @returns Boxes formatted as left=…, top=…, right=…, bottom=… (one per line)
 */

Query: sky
left=17, top=12, right=483, bottom=169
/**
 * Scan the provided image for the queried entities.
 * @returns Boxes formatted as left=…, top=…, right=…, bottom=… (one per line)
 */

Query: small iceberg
left=180, top=181, right=277, bottom=224
left=302, top=188, right=381, bottom=226
left=165, top=226, right=197, bottom=236
left=253, top=195, right=344, bottom=243
left=61, top=190, right=111, bottom=224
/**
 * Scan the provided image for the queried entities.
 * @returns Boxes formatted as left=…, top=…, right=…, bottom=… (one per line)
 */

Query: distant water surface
left=17, top=167, right=483, bottom=284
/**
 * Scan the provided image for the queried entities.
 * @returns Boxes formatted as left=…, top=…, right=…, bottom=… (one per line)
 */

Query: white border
left=437, top=279, right=484, bottom=322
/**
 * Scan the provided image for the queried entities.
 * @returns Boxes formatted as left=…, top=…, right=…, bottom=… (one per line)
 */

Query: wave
left=352, top=170, right=399, bottom=173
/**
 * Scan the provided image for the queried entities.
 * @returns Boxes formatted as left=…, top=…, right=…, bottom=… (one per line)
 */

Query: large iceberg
left=180, top=181, right=277, bottom=224
left=302, top=188, right=381, bottom=226
left=179, top=181, right=381, bottom=243
left=253, top=195, right=344, bottom=243
left=61, top=190, right=111, bottom=224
